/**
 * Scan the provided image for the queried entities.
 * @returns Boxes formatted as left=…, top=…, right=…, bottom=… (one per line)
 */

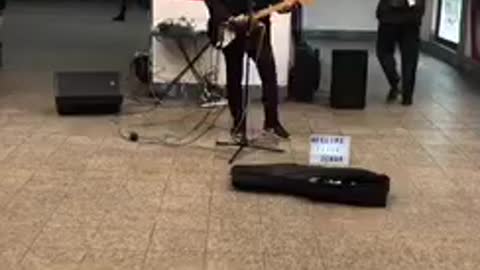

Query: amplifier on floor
left=330, top=50, right=368, bottom=109
left=288, top=40, right=320, bottom=102
left=54, top=71, right=123, bottom=115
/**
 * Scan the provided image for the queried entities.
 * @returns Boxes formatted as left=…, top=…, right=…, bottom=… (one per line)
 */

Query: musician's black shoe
left=230, top=121, right=247, bottom=143
left=386, top=88, right=400, bottom=103
left=264, top=123, right=290, bottom=139
left=113, top=14, right=125, bottom=21
left=402, top=95, right=413, bottom=106
left=230, top=128, right=246, bottom=143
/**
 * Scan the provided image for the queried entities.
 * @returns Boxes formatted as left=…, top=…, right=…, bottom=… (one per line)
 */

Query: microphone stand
left=216, top=0, right=284, bottom=164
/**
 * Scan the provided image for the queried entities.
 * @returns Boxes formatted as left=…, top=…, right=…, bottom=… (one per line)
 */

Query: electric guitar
left=207, top=0, right=312, bottom=48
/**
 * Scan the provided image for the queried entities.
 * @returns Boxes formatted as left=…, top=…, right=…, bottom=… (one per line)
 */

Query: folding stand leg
left=153, top=41, right=211, bottom=100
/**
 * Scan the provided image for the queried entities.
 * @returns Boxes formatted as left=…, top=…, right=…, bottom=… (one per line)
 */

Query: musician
left=204, top=0, right=297, bottom=140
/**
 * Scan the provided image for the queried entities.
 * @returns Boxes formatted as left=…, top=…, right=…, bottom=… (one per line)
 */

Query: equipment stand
left=216, top=0, right=284, bottom=164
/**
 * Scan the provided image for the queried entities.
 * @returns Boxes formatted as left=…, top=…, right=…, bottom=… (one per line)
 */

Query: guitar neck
left=253, top=1, right=292, bottom=21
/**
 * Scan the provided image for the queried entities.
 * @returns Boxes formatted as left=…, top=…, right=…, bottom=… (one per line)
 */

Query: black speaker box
left=330, top=50, right=368, bottom=109
left=231, top=164, right=390, bottom=207
left=288, top=41, right=320, bottom=102
left=54, top=71, right=123, bottom=115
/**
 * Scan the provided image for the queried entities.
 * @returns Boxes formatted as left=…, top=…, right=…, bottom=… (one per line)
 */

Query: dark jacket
left=376, top=0, right=425, bottom=25
left=204, top=0, right=280, bottom=24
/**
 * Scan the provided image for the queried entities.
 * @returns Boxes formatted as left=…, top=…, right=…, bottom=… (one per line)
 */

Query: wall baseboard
left=304, top=30, right=480, bottom=83
left=420, top=40, right=480, bottom=82
left=304, top=30, right=377, bottom=41
left=420, top=41, right=460, bottom=66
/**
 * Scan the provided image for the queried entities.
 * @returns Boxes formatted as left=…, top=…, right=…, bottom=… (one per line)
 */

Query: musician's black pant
left=376, top=23, right=420, bottom=99
left=222, top=22, right=279, bottom=132
left=118, top=0, right=126, bottom=15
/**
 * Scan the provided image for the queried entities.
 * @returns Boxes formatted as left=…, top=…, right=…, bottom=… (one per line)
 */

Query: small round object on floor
left=129, top=132, right=139, bottom=142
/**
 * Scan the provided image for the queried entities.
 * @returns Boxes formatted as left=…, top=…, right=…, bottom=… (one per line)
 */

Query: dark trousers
left=119, top=0, right=126, bottom=14
left=222, top=22, right=279, bottom=132
left=376, top=23, right=420, bottom=98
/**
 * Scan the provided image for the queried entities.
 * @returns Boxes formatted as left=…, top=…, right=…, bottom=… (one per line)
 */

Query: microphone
left=129, top=131, right=139, bottom=142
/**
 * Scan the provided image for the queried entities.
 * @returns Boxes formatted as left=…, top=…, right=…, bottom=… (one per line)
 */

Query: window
left=435, top=0, right=464, bottom=48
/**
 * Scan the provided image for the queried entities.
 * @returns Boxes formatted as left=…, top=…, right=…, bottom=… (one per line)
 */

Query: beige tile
left=264, top=252, right=324, bottom=270
left=258, top=196, right=312, bottom=218
left=207, top=228, right=261, bottom=254
left=151, top=229, right=207, bottom=253
left=0, top=237, right=30, bottom=267
left=156, top=211, right=208, bottom=231
left=261, top=226, right=318, bottom=256
left=21, top=247, right=85, bottom=270
left=101, top=207, right=157, bottom=230
left=162, top=194, right=210, bottom=215
left=46, top=203, right=105, bottom=229
left=164, top=179, right=211, bottom=198
left=207, top=252, right=263, bottom=270
left=86, top=154, right=131, bottom=172
left=3, top=195, right=54, bottom=227
left=91, top=226, right=153, bottom=251
left=32, top=225, right=96, bottom=250
left=78, top=249, right=144, bottom=270
left=144, top=250, right=204, bottom=270
left=130, top=157, right=174, bottom=174
left=123, top=180, right=165, bottom=208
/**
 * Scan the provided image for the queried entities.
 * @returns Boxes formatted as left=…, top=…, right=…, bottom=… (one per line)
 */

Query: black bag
left=288, top=40, right=320, bottom=102
left=132, top=53, right=150, bottom=84
left=231, top=164, right=390, bottom=207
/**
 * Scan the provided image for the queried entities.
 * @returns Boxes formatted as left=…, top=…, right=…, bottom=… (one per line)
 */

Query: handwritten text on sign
left=309, top=135, right=351, bottom=166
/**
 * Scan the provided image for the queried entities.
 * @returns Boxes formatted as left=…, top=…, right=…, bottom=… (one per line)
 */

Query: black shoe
left=113, top=14, right=125, bottom=21
left=230, top=128, right=246, bottom=143
left=386, top=88, right=400, bottom=103
left=264, top=123, right=290, bottom=139
left=402, top=96, right=413, bottom=106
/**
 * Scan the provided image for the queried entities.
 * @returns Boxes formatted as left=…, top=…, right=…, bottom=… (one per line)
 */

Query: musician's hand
left=277, top=1, right=299, bottom=14
left=228, top=14, right=262, bottom=33
left=229, top=14, right=249, bottom=28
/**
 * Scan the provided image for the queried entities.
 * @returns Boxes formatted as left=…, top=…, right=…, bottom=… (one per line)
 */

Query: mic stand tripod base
left=216, top=134, right=285, bottom=164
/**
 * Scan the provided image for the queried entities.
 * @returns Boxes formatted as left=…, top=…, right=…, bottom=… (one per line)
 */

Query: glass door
left=472, top=0, right=480, bottom=60
left=435, top=0, right=464, bottom=49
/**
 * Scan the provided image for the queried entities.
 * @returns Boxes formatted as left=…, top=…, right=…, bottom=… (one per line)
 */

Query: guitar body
left=207, top=17, right=269, bottom=50
left=205, top=0, right=312, bottom=48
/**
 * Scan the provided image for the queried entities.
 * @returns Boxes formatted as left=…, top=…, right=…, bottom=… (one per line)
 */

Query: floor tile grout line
left=138, top=161, right=172, bottom=270
left=16, top=169, right=79, bottom=267
left=0, top=134, right=71, bottom=213
left=139, top=221, right=157, bottom=270
left=201, top=180, right=213, bottom=270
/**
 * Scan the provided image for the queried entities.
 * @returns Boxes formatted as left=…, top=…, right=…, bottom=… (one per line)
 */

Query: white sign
left=309, top=135, right=351, bottom=167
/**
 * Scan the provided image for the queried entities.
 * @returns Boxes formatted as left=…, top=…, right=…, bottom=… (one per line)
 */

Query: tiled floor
left=1, top=57, right=480, bottom=270
left=1, top=2, right=480, bottom=268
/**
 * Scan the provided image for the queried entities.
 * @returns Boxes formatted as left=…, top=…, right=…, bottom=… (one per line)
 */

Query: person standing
left=204, top=0, right=297, bottom=139
left=376, top=0, right=425, bottom=106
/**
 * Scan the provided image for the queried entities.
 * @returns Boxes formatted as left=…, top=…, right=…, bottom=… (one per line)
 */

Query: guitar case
left=231, top=164, right=390, bottom=207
